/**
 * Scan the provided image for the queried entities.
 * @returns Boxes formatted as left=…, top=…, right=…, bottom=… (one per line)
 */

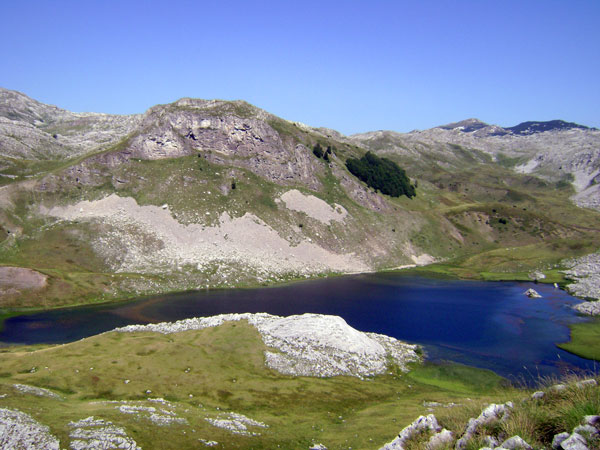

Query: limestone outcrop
left=116, top=313, right=421, bottom=378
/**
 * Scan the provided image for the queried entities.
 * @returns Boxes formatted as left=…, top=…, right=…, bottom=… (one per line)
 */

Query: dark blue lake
left=1, top=273, right=596, bottom=382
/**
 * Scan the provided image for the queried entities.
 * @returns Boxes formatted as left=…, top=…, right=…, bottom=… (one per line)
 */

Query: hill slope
left=1, top=89, right=600, bottom=310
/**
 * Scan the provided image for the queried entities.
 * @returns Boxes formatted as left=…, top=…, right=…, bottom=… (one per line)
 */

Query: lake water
left=1, top=273, right=596, bottom=382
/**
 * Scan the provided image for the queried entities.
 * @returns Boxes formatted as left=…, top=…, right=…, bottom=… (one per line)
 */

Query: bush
left=345, top=152, right=416, bottom=198
left=313, top=143, right=324, bottom=159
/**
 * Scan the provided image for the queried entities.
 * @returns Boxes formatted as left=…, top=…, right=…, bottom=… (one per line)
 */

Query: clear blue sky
left=2, top=0, right=599, bottom=134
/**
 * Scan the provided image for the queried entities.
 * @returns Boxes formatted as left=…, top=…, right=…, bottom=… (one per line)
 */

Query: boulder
left=426, top=428, right=453, bottom=449
left=575, top=379, right=597, bottom=388
left=379, top=414, right=441, bottom=450
left=560, top=433, right=588, bottom=450
left=552, top=432, right=570, bottom=449
left=531, top=391, right=545, bottom=400
left=455, top=402, right=513, bottom=450
left=573, top=424, right=598, bottom=437
left=499, top=435, right=533, bottom=449
left=524, top=288, right=542, bottom=298
left=583, top=415, right=600, bottom=427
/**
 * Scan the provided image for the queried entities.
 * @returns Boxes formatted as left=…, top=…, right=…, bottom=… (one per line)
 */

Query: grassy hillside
left=0, top=320, right=597, bottom=449
left=0, top=321, right=514, bottom=449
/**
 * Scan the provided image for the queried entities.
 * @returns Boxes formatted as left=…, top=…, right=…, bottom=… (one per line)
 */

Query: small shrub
left=313, top=143, right=324, bottom=158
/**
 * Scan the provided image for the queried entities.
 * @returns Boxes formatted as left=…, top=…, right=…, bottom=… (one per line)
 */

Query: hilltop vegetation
left=345, top=151, right=416, bottom=198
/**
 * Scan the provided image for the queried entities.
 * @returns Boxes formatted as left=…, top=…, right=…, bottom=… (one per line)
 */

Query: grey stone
left=499, top=435, right=533, bottom=449
left=575, top=379, right=597, bottom=388
left=531, top=391, right=545, bottom=400
left=379, top=414, right=441, bottom=450
left=483, top=435, right=500, bottom=448
left=426, top=428, right=453, bottom=449
left=552, top=433, right=570, bottom=449
left=573, top=424, right=598, bottom=437
left=560, top=433, right=588, bottom=450
left=583, top=415, right=600, bottom=427
left=455, top=402, right=513, bottom=450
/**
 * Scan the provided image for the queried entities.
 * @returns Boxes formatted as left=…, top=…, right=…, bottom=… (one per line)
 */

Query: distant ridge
left=435, top=118, right=595, bottom=136
left=506, top=120, right=594, bottom=135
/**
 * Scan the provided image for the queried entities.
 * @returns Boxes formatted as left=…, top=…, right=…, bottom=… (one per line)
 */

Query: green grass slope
left=0, top=321, right=513, bottom=449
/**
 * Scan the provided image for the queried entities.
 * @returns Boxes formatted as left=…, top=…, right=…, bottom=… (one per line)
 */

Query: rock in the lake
left=524, top=288, right=542, bottom=298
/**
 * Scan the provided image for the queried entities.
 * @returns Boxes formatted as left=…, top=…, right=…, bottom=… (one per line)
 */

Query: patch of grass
left=558, top=319, right=600, bottom=360
left=407, top=362, right=508, bottom=394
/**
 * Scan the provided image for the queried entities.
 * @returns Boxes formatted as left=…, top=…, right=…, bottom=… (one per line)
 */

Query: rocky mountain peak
left=438, top=118, right=490, bottom=132
left=506, top=120, right=594, bottom=135
left=0, top=87, right=67, bottom=126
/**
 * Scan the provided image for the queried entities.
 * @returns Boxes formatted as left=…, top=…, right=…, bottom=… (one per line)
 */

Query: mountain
left=0, top=88, right=141, bottom=176
left=350, top=118, right=600, bottom=210
left=1, top=88, right=600, bottom=309
left=506, top=119, right=594, bottom=135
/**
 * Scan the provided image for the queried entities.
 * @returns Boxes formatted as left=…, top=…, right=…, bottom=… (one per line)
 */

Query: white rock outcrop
left=13, top=383, right=62, bottom=399
left=455, top=402, right=513, bottom=450
left=379, top=414, right=442, bottom=450
left=115, top=313, right=420, bottom=378
left=0, top=408, right=60, bottom=450
left=69, top=416, right=141, bottom=450
left=205, top=412, right=268, bottom=436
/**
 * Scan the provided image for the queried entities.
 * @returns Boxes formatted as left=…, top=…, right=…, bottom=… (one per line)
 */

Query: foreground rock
left=378, top=414, right=448, bottom=450
left=0, top=408, right=60, bottom=450
left=456, top=402, right=513, bottom=450
left=116, top=313, right=420, bottom=378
